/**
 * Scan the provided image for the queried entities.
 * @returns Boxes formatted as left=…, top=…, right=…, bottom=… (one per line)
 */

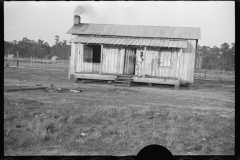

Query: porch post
left=100, top=44, right=103, bottom=75
left=143, top=46, right=146, bottom=77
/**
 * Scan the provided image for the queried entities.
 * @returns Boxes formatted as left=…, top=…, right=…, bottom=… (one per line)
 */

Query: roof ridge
left=77, top=23, right=200, bottom=29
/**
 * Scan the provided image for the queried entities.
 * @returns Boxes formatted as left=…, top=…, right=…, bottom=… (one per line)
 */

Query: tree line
left=4, top=36, right=235, bottom=71
left=196, top=42, right=235, bottom=71
left=4, top=35, right=71, bottom=60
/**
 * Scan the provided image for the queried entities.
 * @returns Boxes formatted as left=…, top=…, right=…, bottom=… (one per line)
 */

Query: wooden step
left=116, top=74, right=133, bottom=77
left=114, top=83, right=132, bottom=87
left=116, top=78, right=131, bottom=81
left=116, top=77, right=132, bottom=80
left=114, top=80, right=131, bottom=83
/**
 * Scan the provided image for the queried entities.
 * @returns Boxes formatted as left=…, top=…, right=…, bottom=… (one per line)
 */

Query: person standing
left=136, top=52, right=144, bottom=77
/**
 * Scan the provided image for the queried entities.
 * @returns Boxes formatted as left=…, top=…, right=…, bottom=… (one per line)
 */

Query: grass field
left=4, top=58, right=69, bottom=71
left=4, top=67, right=235, bottom=155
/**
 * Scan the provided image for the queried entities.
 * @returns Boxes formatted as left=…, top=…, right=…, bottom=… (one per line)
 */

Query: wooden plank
left=172, top=49, right=177, bottom=78
left=120, top=47, right=124, bottom=74
left=155, top=48, right=159, bottom=76
left=178, top=49, right=183, bottom=80
left=70, top=43, right=75, bottom=75
left=159, top=39, right=165, bottom=47
left=7, top=87, right=48, bottom=92
left=105, top=46, right=109, bottom=73
left=152, top=49, right=155, bottom=76
left=181, top=49, right=185, bottom=81
left=113, top=46, right=116, bottom=74
left=177, top=40, right=183, bottom=48
left=112, top=38, right=122, bottom=45
left=183, top=52, right=187, bottom=81
left=182, top=41, right=187, bottom=48
left=145, top=38, right=153, bottom=46
left=190, top=40, right=196, bottom=83
left=117, top=38, right=127, bottom=45
left=154, top=39, right=161, bottom=47
left=102, top=47, right=106, bottom=73
left=76, top=44, right=78, bottom=72
left=111, top=46, right=114, bottom=73
left=74, top=73, right=117, bottom=80
left=163, top=39, right=170, bottom=47
left=145, top=47, right=149, bottom=76
left=74, top=43, right=78, bottom=73
left=173, top=40, right=179, bottom=48
left=132, top=77, right=179, bottom=85
left=168, top=41, right=174, bottom=48
left=175, top=49, right=180, bottom=79
left=100, top=45, right=103, bottom=75
left=156, top=47, right=161, bottom=77
left=116, top=47, right=120, bottom=74
left=126, top=38, right=136, bottom=45
left=106, top=45, right=110, bottom=73
left=149, top=39, right=157, bottom=47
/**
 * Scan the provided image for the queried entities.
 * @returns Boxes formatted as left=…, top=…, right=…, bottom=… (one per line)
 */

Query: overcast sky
left=4, top=1, right=235, bottom=47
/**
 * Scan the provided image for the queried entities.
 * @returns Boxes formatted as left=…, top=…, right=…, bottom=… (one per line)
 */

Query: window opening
left=83, top=45, right=101, bottom=63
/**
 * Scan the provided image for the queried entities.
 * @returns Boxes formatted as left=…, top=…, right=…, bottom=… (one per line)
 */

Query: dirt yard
left=4, top=67, right=235, bottom=156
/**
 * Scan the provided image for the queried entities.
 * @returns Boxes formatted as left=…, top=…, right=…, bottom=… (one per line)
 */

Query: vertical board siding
left=140, top=47, right=178, bottom=78
left=70, top=43, right=76, bottom=75
left=76, top=43, right=100, bottom=74
left=177, top=40, right=196, bottom=83
left=102, top=44, right=125, bottom=74
left=74, top=43, right=78, bottom=73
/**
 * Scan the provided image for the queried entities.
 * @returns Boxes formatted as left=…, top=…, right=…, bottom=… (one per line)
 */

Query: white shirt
left=137, top=55, right=144, bottom=64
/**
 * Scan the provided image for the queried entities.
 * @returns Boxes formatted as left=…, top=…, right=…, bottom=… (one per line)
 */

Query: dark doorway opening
left=124, top=47, right=136, bottom=75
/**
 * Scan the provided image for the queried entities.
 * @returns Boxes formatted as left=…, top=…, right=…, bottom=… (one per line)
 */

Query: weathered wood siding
left=70, top=42, right=76, bottom=75
left=101, top=44, right=125, bottom=74
left=76, top=44, right=100, bottom=73
left=136, top=40, right=196, bottom=83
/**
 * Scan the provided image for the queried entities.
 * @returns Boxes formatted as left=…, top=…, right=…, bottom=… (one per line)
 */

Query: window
left=158, top=50, right=172, bottom=67
left=83, top=45, right=101, bottom=63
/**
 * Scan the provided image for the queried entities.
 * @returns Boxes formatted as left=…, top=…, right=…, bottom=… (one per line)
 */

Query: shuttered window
left=83, top=45, right=93, bottom=63
left=158, top=49, right=173, bottom=67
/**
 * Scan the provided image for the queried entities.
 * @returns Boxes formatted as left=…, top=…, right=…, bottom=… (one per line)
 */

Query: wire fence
left=4, top=57, right=69, bottom=71
left=194, top=69, right=235, bottom=81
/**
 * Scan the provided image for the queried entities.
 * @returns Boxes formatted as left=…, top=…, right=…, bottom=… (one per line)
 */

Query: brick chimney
left=74, top=15, right=80, bottom=24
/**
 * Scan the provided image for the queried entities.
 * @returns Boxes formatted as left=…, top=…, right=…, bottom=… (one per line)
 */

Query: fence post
left=68, top=56, right=71, bottom=79
left=30, top=56, right=32, bottom=69
left=5, top=58, right=9, bottom=67
left=204, top=68, right=207, bottom=78
left=17, top=60, right=19, bottom=67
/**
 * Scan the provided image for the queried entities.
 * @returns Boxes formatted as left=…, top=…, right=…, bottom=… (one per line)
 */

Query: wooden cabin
left=67, top=15, right=201, bottom=88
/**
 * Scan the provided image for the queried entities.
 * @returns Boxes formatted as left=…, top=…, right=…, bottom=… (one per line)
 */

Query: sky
left=4, top=1, right=235, bottom=47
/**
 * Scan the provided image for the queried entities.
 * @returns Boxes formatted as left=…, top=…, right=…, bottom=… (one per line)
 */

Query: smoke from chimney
left=74, top=4, right=95, bottom=15
left=73, top=3, right=136, bottom=25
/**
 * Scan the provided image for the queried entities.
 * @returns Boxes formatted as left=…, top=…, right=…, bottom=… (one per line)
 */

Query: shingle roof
left=67, top=23, right=201, bottom=40
left=69, top=35, right=188, bottom=48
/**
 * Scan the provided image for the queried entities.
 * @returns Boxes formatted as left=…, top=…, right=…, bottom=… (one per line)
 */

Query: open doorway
left=124, top=47, right=136, bottom=75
